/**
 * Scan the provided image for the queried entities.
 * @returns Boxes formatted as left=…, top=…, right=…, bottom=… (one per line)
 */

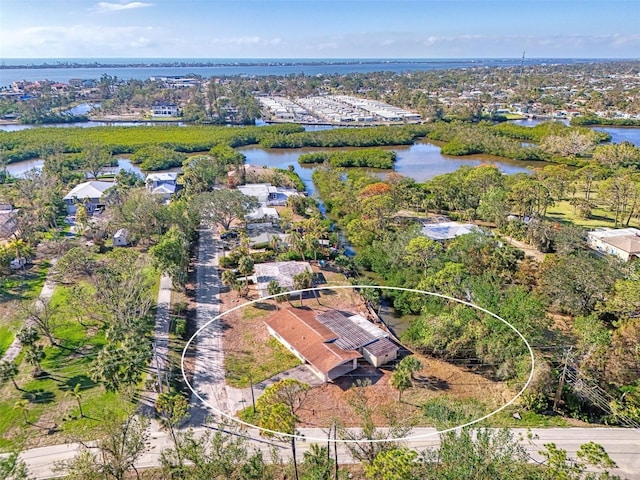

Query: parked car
left=220, top=230, right=238, bottom=240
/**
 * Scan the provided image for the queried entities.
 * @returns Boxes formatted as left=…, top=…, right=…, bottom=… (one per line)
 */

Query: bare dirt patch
left=296, top=354, right=512, bottom=428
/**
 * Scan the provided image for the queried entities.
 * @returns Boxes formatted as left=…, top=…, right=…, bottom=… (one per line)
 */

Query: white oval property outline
left=181, top=285, right=535, bottom=443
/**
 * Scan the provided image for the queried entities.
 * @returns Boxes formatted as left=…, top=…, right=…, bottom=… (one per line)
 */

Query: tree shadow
left=318, top=288, right=338, bottom=296
left=334, top=365, right=384, bottom=391
left=59, top=374, right=97, bottom=392
left=218, top=319, right=233, bottom=331
left=415, top=375, right=450, bottom=391
left=22, top=389, right=56, bottom=404
left=253, top=302, right=276, bottom=311
left=313, top=272, right=327, bottom=285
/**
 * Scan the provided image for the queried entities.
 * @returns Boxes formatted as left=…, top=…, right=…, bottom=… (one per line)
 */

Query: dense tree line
left=312, top=163, right=639, bottom=424
left=0, top=124, right=304, bottom=162
left=299, top=149, right=396, bottom=168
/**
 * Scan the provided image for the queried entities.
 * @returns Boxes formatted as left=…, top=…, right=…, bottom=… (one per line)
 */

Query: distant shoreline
left=0, top=57, right=629, bottom=70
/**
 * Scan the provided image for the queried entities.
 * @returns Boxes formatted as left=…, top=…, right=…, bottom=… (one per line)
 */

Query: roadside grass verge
left=420, top=397, right=568, bottom=429
left=0, top=325, right=14, bottom=357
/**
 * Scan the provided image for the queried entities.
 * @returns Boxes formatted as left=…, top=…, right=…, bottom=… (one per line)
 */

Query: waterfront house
left=63, top=180, right=115, bottom=215
left=237, top=183, right=301, bottom=206
left=146, top=172, right=178, bottom=200
left=151, top=102, right=179, bottom=117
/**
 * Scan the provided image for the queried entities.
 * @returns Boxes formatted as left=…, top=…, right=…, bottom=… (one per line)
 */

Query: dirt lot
left=218, top=265, right=513, bottom=428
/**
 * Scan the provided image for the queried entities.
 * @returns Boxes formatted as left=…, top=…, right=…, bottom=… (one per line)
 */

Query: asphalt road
left=20, top=426, right=640, bottom=479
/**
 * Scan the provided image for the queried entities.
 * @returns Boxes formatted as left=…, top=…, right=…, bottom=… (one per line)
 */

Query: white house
left=421, top=220, right=482, bottom=242
left=587, top=228, right=640, bottom=262
left=146, top=172, right=178, bottom=200
left=151, top=102, right=179, bottom=117
left=253, top=261, right=312, bottom=298
left=113, top=228, right=130, bottom=247
left=237, top=183, right=301, bottom=206
left=63, top=181, right=115, bottom=215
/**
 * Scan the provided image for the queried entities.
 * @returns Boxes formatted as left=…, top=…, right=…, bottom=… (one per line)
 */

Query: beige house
left=362, top=338, right=400, bottom=368
left=587, top=228, right=640, bottom=262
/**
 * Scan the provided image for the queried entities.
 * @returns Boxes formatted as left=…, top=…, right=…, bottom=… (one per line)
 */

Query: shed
left=113, top=228, right=130, bottom=247
left=362, top=338, right=399, bottom=367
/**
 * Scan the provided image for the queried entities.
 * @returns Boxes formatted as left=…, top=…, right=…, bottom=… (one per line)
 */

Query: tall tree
left=82, top=143, right=113, bottom=180
left=197, top=189, right=259, bottom=231
left=150, top=227, right=190, bottom=289
left=252, top=379, right=310, bottom=480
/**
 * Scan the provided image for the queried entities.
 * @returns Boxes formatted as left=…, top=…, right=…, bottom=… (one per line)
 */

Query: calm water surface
left=0, top=58, right=592, bottom=85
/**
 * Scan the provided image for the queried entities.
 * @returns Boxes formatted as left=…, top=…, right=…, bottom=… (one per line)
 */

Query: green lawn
left=0, top=325, right=14, bottom=357
left=225, top=337, right=302, bottom=388
left=0, top=261, right=49, bottom=303
left=0, top=284, right=129, bottom=451
left=546, top=197, right=639, bottom=229
left=420, top=396, right=569, bottom=430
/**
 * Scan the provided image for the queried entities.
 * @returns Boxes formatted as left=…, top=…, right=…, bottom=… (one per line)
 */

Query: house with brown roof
left=264, top=307, right=398, bottom=382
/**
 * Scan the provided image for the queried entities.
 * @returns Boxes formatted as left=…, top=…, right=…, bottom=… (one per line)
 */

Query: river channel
left=4, top=120, right=639, bottom=335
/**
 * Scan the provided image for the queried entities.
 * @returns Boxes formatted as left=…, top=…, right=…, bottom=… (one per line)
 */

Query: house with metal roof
left=238, top=183, right=301, bottom=206
left=265, top=307, right=398, bottom=382
left=63, top=180, right=115, bottom=214
left=421, top=220, right=482, bottom=242
left=146, top=172, right=178, bottom=200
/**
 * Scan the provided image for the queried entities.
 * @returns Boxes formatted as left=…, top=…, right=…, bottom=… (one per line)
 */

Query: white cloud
left=0, top=24, right=162, bottom=57
left=93, top=2, right=152, bottom=13
left=209, top=36, right=282, bottom=47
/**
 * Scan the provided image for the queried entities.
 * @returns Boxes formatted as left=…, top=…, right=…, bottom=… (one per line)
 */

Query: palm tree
left=0, top=361, right=21, bottom=391
left=391, top=368, right=412, bottom=402
left=7, top=238, right=32, bottom=270
left=69, top=383, right=85, bottom=418
left=238, top=255, right=254, bottom=296
left=287, top=230, right=306, bottom=261
left=221, top=270, right=239, bottom=297
left=398, top=356, right=422, bottom=381
left=267, top=280, right=286, bottom=308
left=293, top=270, right=313, bottom=306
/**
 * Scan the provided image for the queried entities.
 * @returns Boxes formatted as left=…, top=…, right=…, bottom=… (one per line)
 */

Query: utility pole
left=248, top=371, right=256, bottom=413
left=333, top=419, right=339, bottom=479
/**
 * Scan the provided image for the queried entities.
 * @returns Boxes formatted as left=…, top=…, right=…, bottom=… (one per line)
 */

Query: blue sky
left=1, top=0, right=639, bottom=58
